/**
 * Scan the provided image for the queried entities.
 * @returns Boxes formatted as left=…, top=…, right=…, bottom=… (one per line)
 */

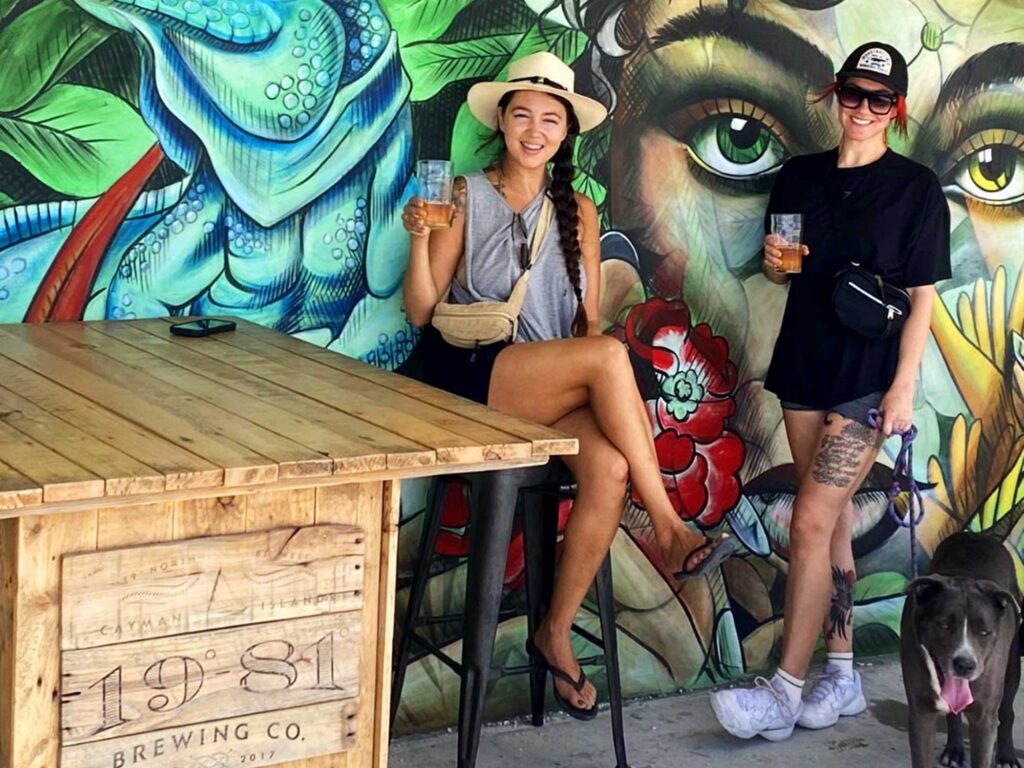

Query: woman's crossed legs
left=487, top=336, right=713, bottom=710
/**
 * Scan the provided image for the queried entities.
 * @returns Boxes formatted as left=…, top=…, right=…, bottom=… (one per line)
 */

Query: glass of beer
left=416, top=159, right=454, bottom=229
left=770, top=213, right=803, bottom=273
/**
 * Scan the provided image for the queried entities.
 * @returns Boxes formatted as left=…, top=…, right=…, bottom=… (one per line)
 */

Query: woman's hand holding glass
left=402, top=197, right=430, bottom=239
left=763, top=234, right=809, bottom=274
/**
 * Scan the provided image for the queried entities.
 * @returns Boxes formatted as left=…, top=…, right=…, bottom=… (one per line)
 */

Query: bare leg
left=778, top=413, right=882, bottom=680
left=530, top=407, right=627, bottom=710
left=784, top=410, right=856, bottom=655
left=489, top=336, right=706, bottom=570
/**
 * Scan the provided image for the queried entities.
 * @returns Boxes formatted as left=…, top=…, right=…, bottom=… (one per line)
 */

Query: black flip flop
left=672, top=534, right=739, bottom=581
left=525, top=637, right=599, bottom=721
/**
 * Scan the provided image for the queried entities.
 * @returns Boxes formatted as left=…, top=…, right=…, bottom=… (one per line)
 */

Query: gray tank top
left=450, top=171, right=584, bottom=343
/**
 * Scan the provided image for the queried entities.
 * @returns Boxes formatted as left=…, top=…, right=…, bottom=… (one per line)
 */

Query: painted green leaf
left=0, top=84, right=155, bottom=197
left=0, top=190, right=12, bottom=206
left=854, top=571, right=909, bottom=603
left=575, top=121, right=611, bottom=177
left=0, top=0, right=111, bottom=113
left=402, top=34, right=523, bottom=102
left=450, top=101, right=497, bottom=176
left=0, top=0, right=19, bottom=22
left=510, top=20, right=589, bottom=69
left=380, top=0, right=477, bottom=45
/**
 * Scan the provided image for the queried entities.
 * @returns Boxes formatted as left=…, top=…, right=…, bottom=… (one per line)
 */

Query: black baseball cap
left=835, top=42, right=908, bottom=95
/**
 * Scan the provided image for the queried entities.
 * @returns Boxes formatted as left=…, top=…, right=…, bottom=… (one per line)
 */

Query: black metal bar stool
left=391, top=463, right=629, bottom=768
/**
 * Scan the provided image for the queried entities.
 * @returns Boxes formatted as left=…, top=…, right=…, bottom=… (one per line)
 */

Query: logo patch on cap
left=857, top=47, right=893, bottom=75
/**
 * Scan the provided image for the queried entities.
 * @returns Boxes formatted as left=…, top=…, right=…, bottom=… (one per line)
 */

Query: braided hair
left=495, top=91, right=589, bottom=337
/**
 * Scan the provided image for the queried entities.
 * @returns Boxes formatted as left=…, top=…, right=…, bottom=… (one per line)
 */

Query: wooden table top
left=0, top=318, right=577, bottom=514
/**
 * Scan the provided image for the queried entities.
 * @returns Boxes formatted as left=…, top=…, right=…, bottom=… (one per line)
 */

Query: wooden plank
left=149, top=330, right=493, bottom=465
left=373, top=481, right=400, bottom=768
left=0, top=419, right=104, bottom=501
left=173, top=494, right=247, bottom=539
left=211, top=317, right=579, bottom=456
left=91, top=322, right=417, bottom=474
left=0, top=519, right=17, bottom=768
left=0, top=384, right=164, bottom=496
left=62, top=525, right=365, bottom=650
left=215, top=330, right=534, bottom=464
left=45, top=323, right=335, bottom=482
left=9, top=511, right=97, bottom=768
left=0, top=456, right=42, bottom=510
left=0, top=325, right=282, bottom=487
left=0, top=453, right=548, bottom=521
left=0, top=359, right=222, bottom=492
left=61, top=699, right=360, bottom=768
left=61, top=612, right=361, bottom=744
left=136, top=327, right=513, bottom=466
left=313, top=483, right=382, bottom=768
left=97, top=503, right=175, bottom=550
left=246, top=488, right=316, bottom=531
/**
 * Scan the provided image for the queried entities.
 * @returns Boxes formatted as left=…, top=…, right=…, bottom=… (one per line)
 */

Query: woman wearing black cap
left=710, top=42, right=951, bottom=741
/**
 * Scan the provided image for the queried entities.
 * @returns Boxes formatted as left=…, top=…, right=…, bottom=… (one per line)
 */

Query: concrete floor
left=389, top=659, right=1024, bottom=767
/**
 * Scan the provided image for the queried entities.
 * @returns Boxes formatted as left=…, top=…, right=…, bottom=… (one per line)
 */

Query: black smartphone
left=169, top=318, right=237, bottom=337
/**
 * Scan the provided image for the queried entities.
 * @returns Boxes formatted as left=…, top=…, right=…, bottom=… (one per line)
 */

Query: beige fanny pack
left=430, top=197, right=553, bottom=349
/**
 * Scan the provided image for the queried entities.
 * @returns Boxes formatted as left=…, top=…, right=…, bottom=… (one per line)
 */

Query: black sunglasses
left=836, top=84, right=898, bottom=115
left=512, top=213, right=530, bottom=270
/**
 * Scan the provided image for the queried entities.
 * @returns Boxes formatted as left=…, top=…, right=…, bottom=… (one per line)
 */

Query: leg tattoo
left=812, top=418, right=878, bottom=488
left=827, top=566, right=855, bottom=640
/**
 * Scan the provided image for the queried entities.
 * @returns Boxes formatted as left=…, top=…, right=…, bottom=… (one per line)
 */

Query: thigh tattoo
left=811, top=418, right=879, bottom=488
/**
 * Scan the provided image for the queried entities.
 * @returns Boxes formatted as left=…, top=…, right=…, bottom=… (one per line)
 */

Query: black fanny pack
left=832, top=262, right=910, bottom=340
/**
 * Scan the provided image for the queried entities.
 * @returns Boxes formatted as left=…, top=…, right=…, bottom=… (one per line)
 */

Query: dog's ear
left=977, top=580, right=1022, bottom=622
left=909, top=576, right=947, bottom=604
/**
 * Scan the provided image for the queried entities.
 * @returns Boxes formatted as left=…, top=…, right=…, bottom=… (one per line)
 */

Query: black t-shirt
left=764, top=148, right=951, bottom=408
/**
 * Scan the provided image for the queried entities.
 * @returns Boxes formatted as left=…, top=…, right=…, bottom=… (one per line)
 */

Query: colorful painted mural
left=1, top=0, right=1023, bottom=735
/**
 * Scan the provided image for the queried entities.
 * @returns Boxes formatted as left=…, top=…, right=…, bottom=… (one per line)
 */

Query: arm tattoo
left=811, top=418, right=879, bottom=488
left=827, top=566, right=855, bottom=640
left=451, top=177, right=467, bottom=222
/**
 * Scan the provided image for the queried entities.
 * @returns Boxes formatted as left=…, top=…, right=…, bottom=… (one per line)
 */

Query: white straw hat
left=467, top=51, right=608, bottom=132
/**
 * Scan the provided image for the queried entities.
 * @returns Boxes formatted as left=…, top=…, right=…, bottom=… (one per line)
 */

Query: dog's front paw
left=939, top=746, right=967, bottom=768
left=996, top=751, right=1022, bottom=768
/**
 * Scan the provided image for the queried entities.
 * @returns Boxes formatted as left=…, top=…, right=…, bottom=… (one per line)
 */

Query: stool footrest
left=570, top=623, right=604, bottom=649
left=406, top=631, right=463, bottom=676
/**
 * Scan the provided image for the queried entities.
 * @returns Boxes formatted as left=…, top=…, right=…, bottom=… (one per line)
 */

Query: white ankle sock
left=772, top=669, right=804, bottom=710
left=827, top=652, right=854, bottom=678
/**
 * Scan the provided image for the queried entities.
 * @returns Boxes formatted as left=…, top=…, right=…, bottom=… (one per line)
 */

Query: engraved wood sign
left=60, top=525, right=365, bottom=768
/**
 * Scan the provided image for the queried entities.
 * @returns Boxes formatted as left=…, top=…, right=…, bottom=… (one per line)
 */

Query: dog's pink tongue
left=940, top=676, right=973, bottom=715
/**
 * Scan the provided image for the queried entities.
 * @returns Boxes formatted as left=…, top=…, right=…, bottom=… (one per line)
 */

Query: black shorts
left=780, top=391, right=883, bottom=427
left=417, top=325, right=510, bottom=405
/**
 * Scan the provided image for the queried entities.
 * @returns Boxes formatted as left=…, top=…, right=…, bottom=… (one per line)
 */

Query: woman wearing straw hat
left=401, top=51, right=732, bottom=719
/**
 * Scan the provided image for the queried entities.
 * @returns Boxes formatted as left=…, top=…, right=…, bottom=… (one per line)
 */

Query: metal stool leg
left=595, top=553, right=629, bottom=768
left=521, top=487, right=559, bottom=727
left=390, top=478, right=448, bottom=727
left=457, top=471, right=519, bottom=768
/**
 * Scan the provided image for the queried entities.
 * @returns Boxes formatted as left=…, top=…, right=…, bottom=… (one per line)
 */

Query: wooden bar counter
left=0, top=318, right=576, bottom=768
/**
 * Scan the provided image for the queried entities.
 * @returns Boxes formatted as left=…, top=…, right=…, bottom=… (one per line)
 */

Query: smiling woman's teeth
left=852, top=118, right=872, bottom=125
left=522, top=142, right=543, bottom=151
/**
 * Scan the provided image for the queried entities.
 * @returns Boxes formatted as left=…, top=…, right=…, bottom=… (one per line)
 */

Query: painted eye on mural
left=947, top=131, right=1024, bottom=205
left=689, top=114, right=787, bottom=177
left=663, top=99, right=791, bottom=189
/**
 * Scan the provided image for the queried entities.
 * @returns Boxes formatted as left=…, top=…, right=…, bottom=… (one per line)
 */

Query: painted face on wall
left=609, top=0, right=1024, bottom=460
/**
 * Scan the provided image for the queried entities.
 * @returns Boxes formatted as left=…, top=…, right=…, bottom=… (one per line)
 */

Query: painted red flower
left=622, top=297, right=745, bottom=528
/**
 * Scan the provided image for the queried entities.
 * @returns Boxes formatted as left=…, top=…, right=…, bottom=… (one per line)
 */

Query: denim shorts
left=780, top=391, right=883, bottom=427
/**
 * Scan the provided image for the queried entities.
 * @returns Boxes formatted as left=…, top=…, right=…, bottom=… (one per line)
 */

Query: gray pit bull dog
left=900, top=531, right=1022, bottom=768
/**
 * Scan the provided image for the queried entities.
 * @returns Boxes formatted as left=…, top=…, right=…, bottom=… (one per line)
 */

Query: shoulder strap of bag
left=504, top=195, right=554, bottom=316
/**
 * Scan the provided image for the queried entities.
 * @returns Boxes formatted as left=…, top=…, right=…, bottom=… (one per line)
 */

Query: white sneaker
left=710, top=677, right=803, bottom=742
left=797, top=664, right=867, bottom=730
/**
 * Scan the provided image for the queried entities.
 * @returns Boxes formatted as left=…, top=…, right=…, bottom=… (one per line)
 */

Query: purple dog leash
left=866, top=409, right=924, bottom=578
